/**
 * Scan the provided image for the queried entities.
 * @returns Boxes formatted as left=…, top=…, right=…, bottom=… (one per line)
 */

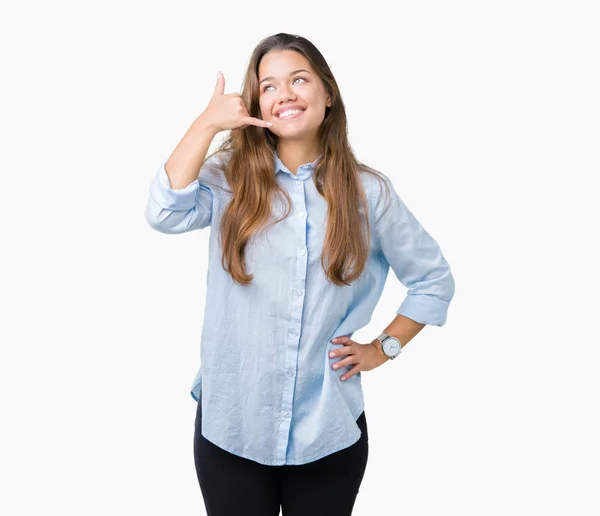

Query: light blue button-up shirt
left=145, top=149, right=455, bottom=465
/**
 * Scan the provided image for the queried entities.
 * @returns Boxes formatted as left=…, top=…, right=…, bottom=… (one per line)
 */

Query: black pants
left=193, top=397, right=369, bottom=516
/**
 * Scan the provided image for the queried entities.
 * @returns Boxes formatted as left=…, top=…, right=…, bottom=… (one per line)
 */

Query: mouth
left=275, top=108, right=306, bottom=120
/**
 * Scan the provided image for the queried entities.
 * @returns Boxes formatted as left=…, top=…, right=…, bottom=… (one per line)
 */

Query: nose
left=277, top=84, right=296, bottom=102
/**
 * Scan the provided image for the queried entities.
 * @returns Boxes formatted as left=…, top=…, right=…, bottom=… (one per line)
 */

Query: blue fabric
left=145, top=150, right=455, bottom=465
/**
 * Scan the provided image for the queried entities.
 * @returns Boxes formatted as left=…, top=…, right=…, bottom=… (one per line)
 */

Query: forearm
left=165, top=115, right=219, bottom=190
left=372, top=313, right=426, bottom=357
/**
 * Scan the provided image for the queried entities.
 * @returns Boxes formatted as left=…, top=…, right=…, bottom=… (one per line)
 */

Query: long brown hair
left=205, top=33, right=390, bottom=286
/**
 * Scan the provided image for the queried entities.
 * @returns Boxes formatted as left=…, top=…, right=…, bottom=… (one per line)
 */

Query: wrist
left=371, top=338, right=390, bottom=362
left=371, top=338, right=382, bottom=353
left=194, top=114, right=220, bottom=136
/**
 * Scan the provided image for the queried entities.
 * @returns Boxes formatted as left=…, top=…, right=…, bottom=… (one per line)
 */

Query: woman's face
left=258, top=49, right=331, bottom=141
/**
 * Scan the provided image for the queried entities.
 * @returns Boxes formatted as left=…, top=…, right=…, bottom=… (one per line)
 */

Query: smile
left=276, top=109, right=306, bottom=120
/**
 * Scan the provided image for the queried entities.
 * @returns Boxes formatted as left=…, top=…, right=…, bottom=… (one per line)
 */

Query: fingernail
left=329, top=351, right=335, bottom=358
left=331, top=338, right=338, bottom=342
left=266, top=122, right=272, bottom=126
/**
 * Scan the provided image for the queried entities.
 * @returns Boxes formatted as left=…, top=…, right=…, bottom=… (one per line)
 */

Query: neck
left=276, top=140, right=321, bottom=176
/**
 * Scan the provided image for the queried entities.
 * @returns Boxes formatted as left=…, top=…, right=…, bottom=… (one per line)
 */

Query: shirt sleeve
left=144, top=162, right=214, bottom=234
left=371, top=176, right=455, bottom=326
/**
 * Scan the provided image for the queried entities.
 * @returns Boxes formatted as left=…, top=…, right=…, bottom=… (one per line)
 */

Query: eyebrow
left=259, top=69, right=312, bottom=86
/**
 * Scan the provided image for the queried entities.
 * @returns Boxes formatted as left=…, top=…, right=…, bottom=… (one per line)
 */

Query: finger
left=331, top=336, right=350, bottom=344
left=329, top=345, right=353, bottom=358
left=242, top=116, right=272, bottom=128
left=340, top=364, right=361, bottom=382
left=331, top=354, right=357, bottom=370
left=212, top=70, right=225, bottom=97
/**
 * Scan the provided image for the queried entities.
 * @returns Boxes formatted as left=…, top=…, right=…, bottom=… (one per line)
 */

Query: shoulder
left=356, top=164, right=406, bottom=230
left=357, top=164, right=394, bottom=207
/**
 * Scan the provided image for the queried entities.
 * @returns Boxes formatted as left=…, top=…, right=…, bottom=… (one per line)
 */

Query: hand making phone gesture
left=201, top=71, right=272, bottom=132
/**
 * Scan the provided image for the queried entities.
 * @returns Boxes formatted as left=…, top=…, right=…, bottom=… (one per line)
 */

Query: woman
left=145, top=33, right=455, bottom=516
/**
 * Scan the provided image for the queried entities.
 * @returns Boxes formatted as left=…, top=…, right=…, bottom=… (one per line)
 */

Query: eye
left=262, top=76, right=306, bottom=93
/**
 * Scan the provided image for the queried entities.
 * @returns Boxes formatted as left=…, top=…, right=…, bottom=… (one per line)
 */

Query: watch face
left=383, top=338, right=401, bottom=356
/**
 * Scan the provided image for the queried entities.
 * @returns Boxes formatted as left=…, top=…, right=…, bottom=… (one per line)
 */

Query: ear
left=326, top=95, right=332, bottom=108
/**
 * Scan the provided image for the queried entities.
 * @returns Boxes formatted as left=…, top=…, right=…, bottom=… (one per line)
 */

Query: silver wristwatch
left=376, top=333, right=403, bottom=360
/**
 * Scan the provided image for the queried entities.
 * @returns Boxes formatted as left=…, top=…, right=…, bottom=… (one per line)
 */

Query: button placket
left=277, top=170, right=310, bottom=463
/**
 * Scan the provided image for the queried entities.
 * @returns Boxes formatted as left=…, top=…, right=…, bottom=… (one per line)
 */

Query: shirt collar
left=273, top=150, right=323, bottom=181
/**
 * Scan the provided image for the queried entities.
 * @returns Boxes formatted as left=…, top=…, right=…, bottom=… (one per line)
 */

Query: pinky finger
left=341, top=365, right=361, bottom=381
left=244, top=116, right=272, bottom=128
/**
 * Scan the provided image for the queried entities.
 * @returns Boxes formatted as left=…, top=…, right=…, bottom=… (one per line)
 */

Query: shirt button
left=296, top=289, right=304, bottom=296
left=296, top=179, right=301, bottom=185
left=298, top=211, right=305, bottom=217
left=283, top=412, right=290, bottom=418
left=286, top=369, right=294, bottom=378
left=299, top=249, right=306, bottom=256
left=290, top=328, right=297, bottom=335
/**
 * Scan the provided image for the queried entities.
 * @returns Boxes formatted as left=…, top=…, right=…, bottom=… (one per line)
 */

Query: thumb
left=212, top=71, right=225, bottom=97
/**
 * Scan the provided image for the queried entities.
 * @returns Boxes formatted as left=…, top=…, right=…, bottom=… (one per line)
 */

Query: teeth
left=278, top=109, right=304, bottom=118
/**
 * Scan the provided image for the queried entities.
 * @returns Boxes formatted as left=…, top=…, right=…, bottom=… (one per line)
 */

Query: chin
left=278, top=123, right=319, bottom=137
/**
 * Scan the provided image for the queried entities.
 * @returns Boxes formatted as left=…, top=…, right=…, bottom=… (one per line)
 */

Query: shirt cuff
left=149, top=162, right=200, bottom=211
left=396, top=294, right=451, bottom=327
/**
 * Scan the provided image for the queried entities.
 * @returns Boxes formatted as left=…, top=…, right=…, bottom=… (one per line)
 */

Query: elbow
left=443, top=269, right=456, bottom=304
left=431, top=269, right=455, bottom=326
left=144, top=198, right=210, bottom=234
left=398, top=268, right=455, bottom=327
left=144, top=199, right=179, bottom=234
left=144, top=200, right=168, bottom=233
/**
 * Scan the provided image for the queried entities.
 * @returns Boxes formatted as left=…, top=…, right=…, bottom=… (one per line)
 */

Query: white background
left=2, top=1, right=599, bottom=514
